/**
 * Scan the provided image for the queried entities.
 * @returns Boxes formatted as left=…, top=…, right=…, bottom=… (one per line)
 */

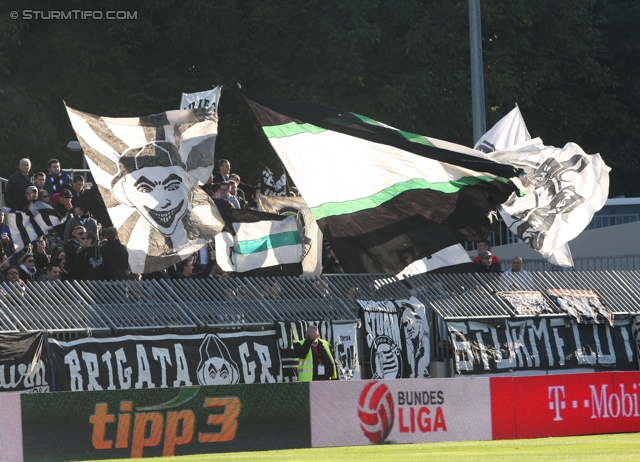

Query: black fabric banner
left=448, top=318, right=638, bottom=375
left=357, top=298, right=430, bottom=380
left=49, top=330, right=284, bottom=391
left=275, top=320, right=333, bottom=381
left=358, top=299, right=404, bottom=379
left=0, top=331, right=50, bottom=393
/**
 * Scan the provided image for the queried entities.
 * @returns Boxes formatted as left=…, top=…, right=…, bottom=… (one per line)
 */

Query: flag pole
left=469, top=0, right=486, bottom=144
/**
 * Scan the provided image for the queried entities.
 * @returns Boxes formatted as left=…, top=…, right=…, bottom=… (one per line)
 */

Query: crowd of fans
left=0, top=157, right=337, bottom=292
left=1, top=158, right=534, bottom=291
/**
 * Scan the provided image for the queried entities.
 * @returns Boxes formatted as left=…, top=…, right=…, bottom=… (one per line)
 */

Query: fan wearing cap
left=51, top=189, right=74, bottom=238
left=62, top=201, right=100, bottom=241
left=475, top=250, right=502, bottom=274
left=472, top=239, right=502, bottom=270
left=53, top=189, right=74, bottom=215
left=23, top=185, right=39, bottom=211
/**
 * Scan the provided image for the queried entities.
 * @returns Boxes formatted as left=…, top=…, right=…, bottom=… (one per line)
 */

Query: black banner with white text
left=448, top=318, right=638, bottom=375
left=49, top=330, right=284, bottom=391
left=357, top=297, right=431, bottom=380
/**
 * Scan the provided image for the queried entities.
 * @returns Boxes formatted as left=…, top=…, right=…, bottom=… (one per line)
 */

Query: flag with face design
left=65, top=104, right=225, bottom=274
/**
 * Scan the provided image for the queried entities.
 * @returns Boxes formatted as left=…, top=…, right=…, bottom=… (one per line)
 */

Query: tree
left=1, top=0, right=639, bottom=197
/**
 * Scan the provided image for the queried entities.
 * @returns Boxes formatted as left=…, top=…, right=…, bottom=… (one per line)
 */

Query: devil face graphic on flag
left=65, top=104, right=225, bottom=274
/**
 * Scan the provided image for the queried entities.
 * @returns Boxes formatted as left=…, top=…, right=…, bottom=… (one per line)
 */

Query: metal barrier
left=522, top=255, right=640, bottom=272
left=2, top=271, right=637, bottom=378
left=0, top=275, right=361, bottom=336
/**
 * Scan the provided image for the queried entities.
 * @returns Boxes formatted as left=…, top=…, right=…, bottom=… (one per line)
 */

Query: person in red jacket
left=472, top=239, right=501, bottom=271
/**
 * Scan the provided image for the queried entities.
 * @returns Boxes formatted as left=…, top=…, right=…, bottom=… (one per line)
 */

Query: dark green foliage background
left=1, top=0, right=638, bottom=196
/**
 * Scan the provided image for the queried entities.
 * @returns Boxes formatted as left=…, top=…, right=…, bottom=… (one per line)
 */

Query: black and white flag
left=332, top=322, right=360, bottom=380
left=357, top=299, right=404, bottom=379
left=475, top=106, right=609, bottom=267
left=49, top=330, right=284, bottom=391
left=65, top=105, right=226, bottom=273
left=261, top=165, right=287, bottom=196
left=3, top=202, right=67, bottom=252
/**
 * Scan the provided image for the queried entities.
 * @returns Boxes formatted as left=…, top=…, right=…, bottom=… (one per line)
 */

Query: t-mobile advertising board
left=491, top=371, right=640, bottom=440
left=310, top=378, right=492, bottom=447
left=20, top=382, right=310, bottom=461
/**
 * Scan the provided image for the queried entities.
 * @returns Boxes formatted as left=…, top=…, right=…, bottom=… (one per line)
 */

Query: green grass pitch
left=90, top=432, right=640, bottom=461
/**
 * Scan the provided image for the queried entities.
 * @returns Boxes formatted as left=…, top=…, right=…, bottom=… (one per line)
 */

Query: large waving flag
left=65, top=105, right=225, bottom=274
left=3, top=202, right=68, bottom=252
left=475, top=106, right=609, bottom=267
left=242, top=91, right=520, bottom=274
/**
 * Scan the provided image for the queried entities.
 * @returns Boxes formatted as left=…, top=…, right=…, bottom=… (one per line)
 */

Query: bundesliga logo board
left=310, top=378, right=493, bottom=447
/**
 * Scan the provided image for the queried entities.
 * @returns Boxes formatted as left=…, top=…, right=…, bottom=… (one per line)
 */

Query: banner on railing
left=0, top=332, right=49, bottom=393
left=358, top=297, right=431, bottom=379
left=49, top=330, right=284, bottom=391
left=332, top=322, right=361, bottom=380
left=448, top=318, right=637, bottom=375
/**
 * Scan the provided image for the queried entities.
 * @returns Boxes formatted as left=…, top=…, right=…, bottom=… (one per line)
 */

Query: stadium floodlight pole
left=469, top=0, right=486, bottom=145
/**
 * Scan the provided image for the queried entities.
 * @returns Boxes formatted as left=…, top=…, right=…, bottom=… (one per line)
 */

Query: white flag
left=179, top=87, right=221, bottom=112
left=474, top=105, right=531, bottom=153
left=476, top=106, right=608, bottom=267
left=491, top=139, right=609, bottom=263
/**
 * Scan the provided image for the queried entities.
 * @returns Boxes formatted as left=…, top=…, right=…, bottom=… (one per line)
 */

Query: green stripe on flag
left=352, top=113, right=437, bottom=147
left=352, top=113, right=383, bottom=126
left=310, top=176, right=506, bottom=220
left=262, top=122, right=326, bottom=138
left=235, top=231, right=302, bottom=255
left=397, top=130, right=437, bottom=147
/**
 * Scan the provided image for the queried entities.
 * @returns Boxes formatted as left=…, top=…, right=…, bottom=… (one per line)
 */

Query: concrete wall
left=469, top=221, right=640, bottom=265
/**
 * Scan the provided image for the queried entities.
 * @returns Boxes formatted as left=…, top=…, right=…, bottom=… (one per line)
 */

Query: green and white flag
left=243, top=90, right=520, bottom=274
left=215, top=206, right=303, bottom=276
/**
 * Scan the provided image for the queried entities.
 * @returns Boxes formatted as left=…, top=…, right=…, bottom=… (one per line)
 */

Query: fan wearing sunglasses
left=63, top=226, right=86, bottom=270
left=68, top=232, right=102, bottom=281
left=18, top=254, right=41, bottom=283
left=1, top=266, right=26, bottom=296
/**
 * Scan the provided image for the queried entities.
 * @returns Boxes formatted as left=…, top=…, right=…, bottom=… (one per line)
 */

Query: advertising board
left=310, top=378, right=492, bottom=447
left=0, top=393, right=22, bottom=462
left=491, top=372, right=640, bottom=439
left=21, top=382, right=310, bottom=461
